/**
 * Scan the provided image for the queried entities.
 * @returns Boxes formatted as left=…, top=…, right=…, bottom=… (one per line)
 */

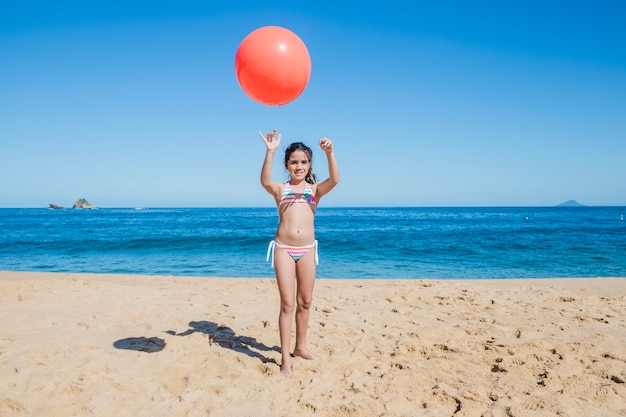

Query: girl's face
left=286, top=150, right=311, bottom=181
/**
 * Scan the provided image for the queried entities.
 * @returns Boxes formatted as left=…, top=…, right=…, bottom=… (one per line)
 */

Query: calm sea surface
left=1, top=207, right=625, bottom=279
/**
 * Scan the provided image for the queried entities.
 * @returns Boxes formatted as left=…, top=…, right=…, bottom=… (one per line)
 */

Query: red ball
left=235, top=26, right=311, bottom=106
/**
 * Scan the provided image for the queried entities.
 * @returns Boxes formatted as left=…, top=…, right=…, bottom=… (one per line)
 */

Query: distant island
left=73, top=198, right=98, bottom=209
left=48, top=199, right=98, bottom=209
left=557, top=200, right=585, bottom=207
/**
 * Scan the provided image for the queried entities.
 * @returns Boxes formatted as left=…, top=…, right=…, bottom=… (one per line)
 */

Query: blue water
left=1, top=207, right=625, bottom=279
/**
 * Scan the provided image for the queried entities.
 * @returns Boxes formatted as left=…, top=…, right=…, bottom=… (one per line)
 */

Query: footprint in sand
left=0, top=399, right=25, bottom=415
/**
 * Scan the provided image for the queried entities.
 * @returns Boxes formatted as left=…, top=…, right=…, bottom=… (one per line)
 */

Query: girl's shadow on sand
left=169, top=321, right=279, bottom=364
left=113, top=321, right=278, bottom=365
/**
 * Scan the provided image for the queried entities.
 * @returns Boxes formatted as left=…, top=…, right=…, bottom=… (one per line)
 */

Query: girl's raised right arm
left=259, top=129, right=282, bottom=198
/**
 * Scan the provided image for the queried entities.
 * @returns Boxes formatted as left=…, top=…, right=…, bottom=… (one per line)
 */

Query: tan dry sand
left=1, top=271, right=625, bottom=417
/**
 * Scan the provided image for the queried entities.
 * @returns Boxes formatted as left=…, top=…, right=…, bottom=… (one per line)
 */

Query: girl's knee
left=281, top=301, right=295, bottom=314
left=297, top=297, right=313, bottom=310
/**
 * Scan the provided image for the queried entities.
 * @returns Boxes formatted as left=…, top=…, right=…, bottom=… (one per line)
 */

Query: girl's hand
left=319, top=137, right=334, bottom=154
left=259, top=129, right=281, bottom=152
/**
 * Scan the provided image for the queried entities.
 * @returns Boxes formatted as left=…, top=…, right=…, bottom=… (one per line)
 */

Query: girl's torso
left=275, top=182, right=317, bottom=245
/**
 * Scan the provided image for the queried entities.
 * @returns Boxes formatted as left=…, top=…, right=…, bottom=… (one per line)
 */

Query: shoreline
left=2, top=270, right=625, bottom=416
left=3, top=269, right=625, bottom=281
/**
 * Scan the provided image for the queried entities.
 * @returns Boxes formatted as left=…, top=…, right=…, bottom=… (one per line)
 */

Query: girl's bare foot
left=293, top=347, right=320, bottom=360
left=280, top=363, right=293, bottom=378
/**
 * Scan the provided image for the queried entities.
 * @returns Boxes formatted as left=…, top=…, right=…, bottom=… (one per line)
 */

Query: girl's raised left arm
left=316, top=137, right=340, bottom=200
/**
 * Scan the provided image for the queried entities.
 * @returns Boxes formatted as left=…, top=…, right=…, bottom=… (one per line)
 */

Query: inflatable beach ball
left=235, top=26, right=312, bottom=106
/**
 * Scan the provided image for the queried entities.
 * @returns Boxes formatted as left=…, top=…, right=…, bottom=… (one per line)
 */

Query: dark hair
left=284, top=142, right=317, bottom=184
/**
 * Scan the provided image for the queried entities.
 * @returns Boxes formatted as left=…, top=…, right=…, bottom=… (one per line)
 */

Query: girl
left=259, top=129, right=340, bottom=378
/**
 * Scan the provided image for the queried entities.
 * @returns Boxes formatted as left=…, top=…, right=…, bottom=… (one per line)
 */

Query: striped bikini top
left=279, top=182, right=316, bottom=208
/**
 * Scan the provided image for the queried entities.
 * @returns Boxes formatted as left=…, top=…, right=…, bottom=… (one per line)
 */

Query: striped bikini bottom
left=266, top=240, right=319, bottom=268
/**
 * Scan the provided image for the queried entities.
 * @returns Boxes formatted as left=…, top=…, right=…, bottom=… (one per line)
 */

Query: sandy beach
left=1, top=271, right=624, bottom=417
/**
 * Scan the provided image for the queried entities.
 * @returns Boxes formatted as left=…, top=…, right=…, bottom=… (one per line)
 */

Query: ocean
left=1, top=207, right=625, bottom=279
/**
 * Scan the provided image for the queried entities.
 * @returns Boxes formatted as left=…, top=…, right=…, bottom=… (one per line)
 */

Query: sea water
left=1, top=207, right=625, bottom=279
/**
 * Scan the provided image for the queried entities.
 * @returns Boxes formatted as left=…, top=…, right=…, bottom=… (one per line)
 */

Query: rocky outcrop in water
left=73, top=198, right=98, bottom=209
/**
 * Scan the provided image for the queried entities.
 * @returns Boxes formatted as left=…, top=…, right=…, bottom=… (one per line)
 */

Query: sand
left=1, top=271, right=624, bottom=417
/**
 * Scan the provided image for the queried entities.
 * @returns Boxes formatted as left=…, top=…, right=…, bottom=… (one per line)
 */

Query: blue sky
left=1, top=1, right=625, bottom=207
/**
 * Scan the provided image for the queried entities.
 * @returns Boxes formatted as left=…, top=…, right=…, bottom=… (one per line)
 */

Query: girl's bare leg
left=273, top=249, right=296, bottom=377
left=293, top=249, right=320, bottom=360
